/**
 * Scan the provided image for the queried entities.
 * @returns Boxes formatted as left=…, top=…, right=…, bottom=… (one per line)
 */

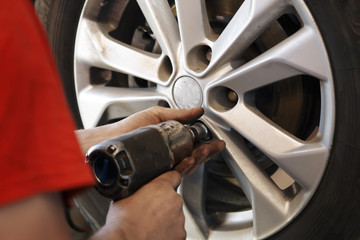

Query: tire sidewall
left=271, top=0, right=360, bottom=239
left=36, top=0, right=86, bottom=128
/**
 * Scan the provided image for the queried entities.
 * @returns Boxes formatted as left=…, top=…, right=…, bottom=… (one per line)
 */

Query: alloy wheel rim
left=74, top=0, right=335, bottom=238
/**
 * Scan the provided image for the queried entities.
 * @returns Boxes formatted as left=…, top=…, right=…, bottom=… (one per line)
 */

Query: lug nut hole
left=158, top=56, right=173, bottom=81
left=208, top=87, right=238, bottom=112
left=187, top=45, right=212, bottom=73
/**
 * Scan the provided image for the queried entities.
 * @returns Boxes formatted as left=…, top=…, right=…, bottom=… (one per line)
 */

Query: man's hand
left=90, top=171, right=185, bottom=240
left=117, top=106, right=205, bottom=132
left=75, top=107, right=205, bottom=154
left=118, top=106, right=226, bottom=176
left=175, top=140, right=226, bottom=176
left=80, top=107, right=225, bottom=239
left=76, top=107, right=226, bottom=175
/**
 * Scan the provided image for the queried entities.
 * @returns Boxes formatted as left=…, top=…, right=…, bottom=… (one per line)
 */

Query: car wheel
left=36, top=0, right=360, bottom=239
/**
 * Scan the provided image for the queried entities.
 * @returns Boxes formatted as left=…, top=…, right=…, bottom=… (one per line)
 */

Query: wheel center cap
left=173, top=76, right=203, bottom=109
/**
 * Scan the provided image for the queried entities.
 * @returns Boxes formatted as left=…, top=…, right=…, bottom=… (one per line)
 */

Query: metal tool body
left=86, top=120, right=211, bottom=200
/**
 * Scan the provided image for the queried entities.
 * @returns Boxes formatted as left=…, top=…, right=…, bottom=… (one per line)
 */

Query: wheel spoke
left=250, top=187, right=288, bottom=239
left=175, top=0, right=213, bottom=54
left=78, top=86, right=165, bottom=128
left=262, top=26, right=328, bottom=81
left=205, top=120, right=288, bottom=239
left=208, top=27, right=328, bottom=94
left=137, top=0, right=180, bottom=61
left=206, top=0, right=289, bottom=74
left=216, top=105, right=328, bottom=190
left=181, top=165, right=209, bottom=237
left=75, top=20, right=166, bottom=84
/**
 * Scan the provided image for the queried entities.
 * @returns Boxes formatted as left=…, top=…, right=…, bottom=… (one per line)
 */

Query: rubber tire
left=35, top=0, right=85, bottom=128
left=36, top=0, right=360, bottom=239
left=270, top=0, right=360, bottom=239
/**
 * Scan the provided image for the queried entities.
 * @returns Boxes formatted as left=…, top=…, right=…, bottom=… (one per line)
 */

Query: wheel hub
left=173, top=76, right=203, bottom=108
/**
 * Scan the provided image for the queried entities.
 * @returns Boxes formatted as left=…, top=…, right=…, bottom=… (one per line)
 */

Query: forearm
left=0, top=193, right=71, bottom=240
left=75, top=122, right=125, bottom=155
left=75, top=107, right=205, bottom=155
left=74, top=108, right=158, bottom=154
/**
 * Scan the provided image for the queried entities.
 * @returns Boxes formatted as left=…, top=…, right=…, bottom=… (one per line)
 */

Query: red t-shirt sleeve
left=0, top=0, right=94, bottom=206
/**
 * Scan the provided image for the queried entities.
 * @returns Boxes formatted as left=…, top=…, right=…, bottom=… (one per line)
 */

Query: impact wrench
left=86, top=120, right=212, bottom=200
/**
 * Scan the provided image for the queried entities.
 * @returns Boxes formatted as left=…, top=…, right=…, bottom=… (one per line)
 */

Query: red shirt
left=0, top=0, right=94, bottom=206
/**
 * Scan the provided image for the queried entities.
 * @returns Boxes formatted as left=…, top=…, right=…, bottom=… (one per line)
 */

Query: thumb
left=153, top=171, right=182, bottom=189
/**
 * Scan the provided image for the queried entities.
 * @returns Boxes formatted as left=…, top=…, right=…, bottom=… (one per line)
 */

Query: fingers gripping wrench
left=86, top=121, right=211, bottom=200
